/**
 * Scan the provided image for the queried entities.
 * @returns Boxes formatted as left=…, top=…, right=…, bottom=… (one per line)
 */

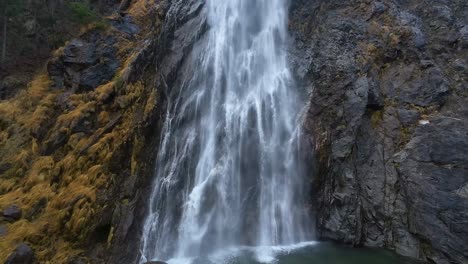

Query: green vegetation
left=68, top=1, right=109, bottom=32
left=68, top=1, right=99, bottom=25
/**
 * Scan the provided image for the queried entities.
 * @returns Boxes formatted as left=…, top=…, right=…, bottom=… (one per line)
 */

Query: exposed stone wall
left=289, top=0, right=467, bottom=263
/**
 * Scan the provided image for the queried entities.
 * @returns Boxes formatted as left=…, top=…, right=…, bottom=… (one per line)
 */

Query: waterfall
left=140, top=0, right=312, bottom=262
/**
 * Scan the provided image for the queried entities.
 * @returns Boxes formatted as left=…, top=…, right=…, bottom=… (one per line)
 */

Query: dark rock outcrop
left=47, top=33, right=119, bottom=92
left=5, top=243, right=35, bottom=264
left=108, top=1, right=207, bottom=263
left=394, top=118, right=468, bottom=263
left=2, top=205, right=22, bottom=222
left=289, top=0, right=467, bottom=263
left=109, top=15, right=140, bottom=36
left=158, top=0, right=207, bottom=87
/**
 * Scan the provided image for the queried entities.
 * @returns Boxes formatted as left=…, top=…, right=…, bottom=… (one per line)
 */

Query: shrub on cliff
left=68, top=1, right=99, bottom=25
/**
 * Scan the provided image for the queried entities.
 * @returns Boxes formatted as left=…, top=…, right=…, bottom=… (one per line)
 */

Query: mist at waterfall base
left=163, top=242, right=416, bottom=264
left=138, top=0, right=409, bottom=263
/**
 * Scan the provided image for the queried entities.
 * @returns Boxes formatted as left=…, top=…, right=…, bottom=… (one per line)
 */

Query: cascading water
left=140, top=0, right=313, bottom=262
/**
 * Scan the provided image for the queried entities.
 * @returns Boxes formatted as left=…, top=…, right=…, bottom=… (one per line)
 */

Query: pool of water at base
left=162, top=241, right=418, bottom=264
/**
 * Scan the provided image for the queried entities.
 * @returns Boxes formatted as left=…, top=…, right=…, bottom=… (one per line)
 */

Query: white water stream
left=140, top=0, right=312, bottom=262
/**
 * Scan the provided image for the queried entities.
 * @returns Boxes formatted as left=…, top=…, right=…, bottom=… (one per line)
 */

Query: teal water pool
left=163, top=242, right=416, bottom=264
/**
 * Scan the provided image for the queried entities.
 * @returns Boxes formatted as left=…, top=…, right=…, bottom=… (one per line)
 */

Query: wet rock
left=47, top=33, right=119, bottom=92
left=331, top=136, right=355, bottom=159
left=290, top=0, right=468, bottom=263
left=110, top=15, right=139, bottom=36
left=2, top=205, right=22, bottom=222
left=5, top=243, right=35, bottom=264
left=381, top=64, right=449, bottom=107
left=394, top=119, right=468, bottom=263
left=144, top=261, right=168, bottom=264
left=459, top=25, right=468, bottom=48
left=62, top=40, right=97, bottom=65
left=367, top=77, right=384, bottom=110
left=79, top=61, right=119, bottom=91
left=452, top=59, right=467, bottom=72
left=160, top=0, right=208, bottom=84
left=397, top=109, right=420, bottom=126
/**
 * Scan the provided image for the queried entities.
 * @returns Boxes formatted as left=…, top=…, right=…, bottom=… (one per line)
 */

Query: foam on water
left=165, top=242, right=319, bottom=264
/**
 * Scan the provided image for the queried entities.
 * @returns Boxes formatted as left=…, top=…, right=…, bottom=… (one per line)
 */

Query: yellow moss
left=88, top=133, right=116, bottom=162
left=51, top=181, right=96, bottom=210
left=53, top=46, right=65, bottom=57
left=95, top=82, right=115, bottom=104
left=371, top=110, right=383, bottom=128
left=398, top=127, right=412, bottom=148
left=128, top=0, right=151, bottom=17
left=144, top=88, right=157, bottom=119
left=12, top=75, right=53, bottom=113
left=25, top=156, right=55, bottom=188
left=97, top=111, right=110, bottom=126
left=107, top=226, right=115, bottom=248
left=86, top=165, right=108, bottom=189
left=0, top=178, right=16, bottom=193
left=68, top=133, right=89, bottom=152
left=57, top=102, right=96, bottom=131
left=31, top=139, right=39, bottom=155
left=0, top=0, right=164, bottom=261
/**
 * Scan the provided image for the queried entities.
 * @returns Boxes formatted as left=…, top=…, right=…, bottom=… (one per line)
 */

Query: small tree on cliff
left=1, top=0, right=24, bottom=65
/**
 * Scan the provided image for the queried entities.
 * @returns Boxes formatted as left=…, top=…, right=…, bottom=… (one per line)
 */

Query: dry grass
left=0, top=0, right=163, bottom=261
left=0, top=70, right=157, bottom=263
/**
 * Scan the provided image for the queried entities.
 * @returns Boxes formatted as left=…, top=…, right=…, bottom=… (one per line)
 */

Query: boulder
left=2, top=205, right=22, bottom=222
left=62, top=39, right=97, bottom=65
left=5, top=243, right=35, bottom=264
left=79, top=61, right=119, bottom=91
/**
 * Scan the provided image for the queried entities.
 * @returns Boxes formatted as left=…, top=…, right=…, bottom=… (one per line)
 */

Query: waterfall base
left=151, top=242, right=416, bottom=264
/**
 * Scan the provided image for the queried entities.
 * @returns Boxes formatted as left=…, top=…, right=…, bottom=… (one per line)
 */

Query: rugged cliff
left=289, top=0, right=467, bottom=263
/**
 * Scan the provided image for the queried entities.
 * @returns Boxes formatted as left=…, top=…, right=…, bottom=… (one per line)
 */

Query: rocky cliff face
left=289, top=0, right=467, bottom=263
